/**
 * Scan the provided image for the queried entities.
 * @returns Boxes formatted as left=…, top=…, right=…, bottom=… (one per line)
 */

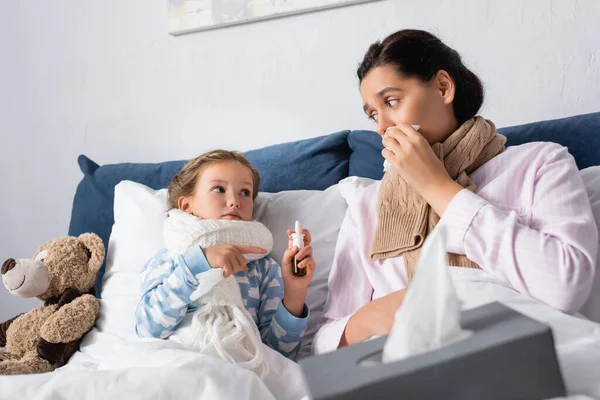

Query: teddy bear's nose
left=1, top=258, right=16, bottom=275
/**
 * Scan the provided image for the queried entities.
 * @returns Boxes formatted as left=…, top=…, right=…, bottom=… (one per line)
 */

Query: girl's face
left=360, top=65, right=459, bottom=144
left=178, top=161, right=255, bottom=221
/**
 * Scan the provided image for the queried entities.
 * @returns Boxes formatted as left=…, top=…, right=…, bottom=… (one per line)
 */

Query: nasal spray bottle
left=383, top=125, right=421, bottom=172
left=291, top=221, right=306, bottom=277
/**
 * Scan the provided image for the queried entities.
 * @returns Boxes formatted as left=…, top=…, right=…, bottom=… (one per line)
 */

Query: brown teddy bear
left=0, top=233, right=103, bottom=375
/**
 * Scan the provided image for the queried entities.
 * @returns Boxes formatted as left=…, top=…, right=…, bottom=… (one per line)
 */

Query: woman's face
left=360, top=65, right=459, bottom=144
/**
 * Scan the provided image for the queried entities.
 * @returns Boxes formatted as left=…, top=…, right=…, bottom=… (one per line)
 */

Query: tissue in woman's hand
left=382, top=125, right=421, bottom=172
left=382, top=225, right=471, bottom=363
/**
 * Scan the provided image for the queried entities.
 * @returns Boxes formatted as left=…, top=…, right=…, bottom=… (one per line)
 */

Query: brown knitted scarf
left=369, top=117, right=506, bottom=283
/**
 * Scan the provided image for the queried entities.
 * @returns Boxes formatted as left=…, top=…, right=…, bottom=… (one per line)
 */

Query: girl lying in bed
left=134, top=150, right=316, bottom=376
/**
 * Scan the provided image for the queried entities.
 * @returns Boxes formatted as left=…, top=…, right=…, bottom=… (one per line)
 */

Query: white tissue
left=382, top=160, right=394, bottom=173
left=383, top=125, right=420, bottom=172
left=382, top=225, right=472, bottom=363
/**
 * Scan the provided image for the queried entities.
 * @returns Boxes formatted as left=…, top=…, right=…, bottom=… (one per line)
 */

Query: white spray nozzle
left=292, top=221, right=305, bottom=251
left=292, top=221, right=306, bottom=275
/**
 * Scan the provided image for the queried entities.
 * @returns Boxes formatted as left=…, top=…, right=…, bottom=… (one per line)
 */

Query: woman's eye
left=386, top=99, right=399, bottom=107
left=369, top=114, right=379, bottom=123
left=241, top=189, right=251, bottom=197
left=212, top=186, right=225, bottom=193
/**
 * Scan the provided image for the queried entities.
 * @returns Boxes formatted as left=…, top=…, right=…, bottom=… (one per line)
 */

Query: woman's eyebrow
left=377, top=87, right=403, bottom=97
left=363, top=87, right=404, bottom=113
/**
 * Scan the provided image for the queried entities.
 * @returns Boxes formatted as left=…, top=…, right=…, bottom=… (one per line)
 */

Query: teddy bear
left=0, top=233, right=103, bottom=375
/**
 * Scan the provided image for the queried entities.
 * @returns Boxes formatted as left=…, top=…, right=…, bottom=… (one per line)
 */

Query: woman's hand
left=281, top=229, right=316, bottom=317
left=382, top=122, right=463, bottom=216
left=203, top=245, right=267, bottom=278
left=339, top=289, right=407, bottom=348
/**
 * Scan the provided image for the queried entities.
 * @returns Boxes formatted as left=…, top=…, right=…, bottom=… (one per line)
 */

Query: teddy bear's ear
left=77, top=233, right=105, bottom=274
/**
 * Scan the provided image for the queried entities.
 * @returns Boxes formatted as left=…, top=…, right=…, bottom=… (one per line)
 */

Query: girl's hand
left=203, top=245, right=267, bottom=278
left=382, top=122, right=463, bottom=216
left=281, top=229, right=316, bottom=317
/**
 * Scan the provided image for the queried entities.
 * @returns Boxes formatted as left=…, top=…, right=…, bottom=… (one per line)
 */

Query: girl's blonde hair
left=167, top=150, right=260, bottom=210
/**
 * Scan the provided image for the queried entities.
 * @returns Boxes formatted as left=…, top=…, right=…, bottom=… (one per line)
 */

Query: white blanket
left=1, top=269, right=599, bottom=399
left=450, top=267, right=600, bottom=398
left=0, top=327, right=307, bottom=400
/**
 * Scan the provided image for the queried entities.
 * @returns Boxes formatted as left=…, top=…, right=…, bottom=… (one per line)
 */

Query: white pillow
left=338, top=176, right=377, bottom=206
left=98, top=183, right=167, bottom=340
left=98, top=181, right=348, bottom=358
left=253, top=186, right=348, bottom=357
left=580, top=166, right=600, bottom=323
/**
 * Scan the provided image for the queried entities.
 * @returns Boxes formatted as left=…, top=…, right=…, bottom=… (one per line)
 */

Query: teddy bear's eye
left=35, top=249, right=48, bottom=263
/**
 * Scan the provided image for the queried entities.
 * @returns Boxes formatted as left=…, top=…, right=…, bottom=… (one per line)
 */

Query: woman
left=312, top=29, right=598, bottom=354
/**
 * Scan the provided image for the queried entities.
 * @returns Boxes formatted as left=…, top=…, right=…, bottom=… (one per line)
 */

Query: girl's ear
left=178, top=196, right=191, bottom=213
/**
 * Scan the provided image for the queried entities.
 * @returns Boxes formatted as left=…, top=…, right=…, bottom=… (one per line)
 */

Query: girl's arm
left=256, top=257, right=309, bottom=360
left=134, top=247, right=212, bottom=339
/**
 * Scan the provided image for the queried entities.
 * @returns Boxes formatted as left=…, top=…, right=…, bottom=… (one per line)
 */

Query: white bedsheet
left=1, top=269, right=599, bottom=399
left=0, top=328, right=308, bottom=400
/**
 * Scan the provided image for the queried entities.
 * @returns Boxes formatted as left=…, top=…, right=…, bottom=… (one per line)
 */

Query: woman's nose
left=376, top=113, right=394, bottom=137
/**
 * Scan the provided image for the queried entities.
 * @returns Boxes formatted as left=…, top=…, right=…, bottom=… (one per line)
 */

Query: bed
left=2, top=112, right=600, bottom=399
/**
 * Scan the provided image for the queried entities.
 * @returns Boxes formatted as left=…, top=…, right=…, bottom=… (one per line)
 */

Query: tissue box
left=300, top=302, right=565, bottom=400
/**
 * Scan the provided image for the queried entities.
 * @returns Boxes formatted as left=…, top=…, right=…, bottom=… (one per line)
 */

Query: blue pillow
left=245, top=131, right=351, bottom=192
left=348, top=112, right=600, bottom=179
left=68, top=131, right=351, bottom=295
left=498, top=112, right=600, bottom=170
left=348, top=130, right=385, bottom=180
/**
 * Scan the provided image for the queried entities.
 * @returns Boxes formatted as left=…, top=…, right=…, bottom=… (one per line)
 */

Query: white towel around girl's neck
left=163, top=208, right=274, bottom=377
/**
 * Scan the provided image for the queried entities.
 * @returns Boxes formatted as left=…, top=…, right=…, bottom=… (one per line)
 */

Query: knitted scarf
left=163, top=209, right=274, bottom=377
left=369, top=117, right=506, bottom=283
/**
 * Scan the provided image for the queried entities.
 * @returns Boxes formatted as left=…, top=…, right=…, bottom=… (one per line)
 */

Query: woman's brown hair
left=167, top=150, right=260, bottom=210
left=357, top=29, right=484, bottom=125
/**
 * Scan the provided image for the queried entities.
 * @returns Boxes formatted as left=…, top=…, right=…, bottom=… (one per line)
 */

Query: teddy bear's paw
left=0, top=352, right=53, bottom=375
left=40, top=294, right=100, bottom=344
left=0, top=351, right=19, bottom=362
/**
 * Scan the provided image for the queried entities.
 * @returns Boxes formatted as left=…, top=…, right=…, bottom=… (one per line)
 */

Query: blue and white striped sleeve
left=134, top=247, right=212, bottom=339
left=257, top=258, right=309, bottom=360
